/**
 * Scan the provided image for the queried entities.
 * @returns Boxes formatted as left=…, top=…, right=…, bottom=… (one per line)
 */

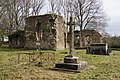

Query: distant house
left=8, top=14, right=67, bottom=50
left=68, top=30, right=103, bottom=49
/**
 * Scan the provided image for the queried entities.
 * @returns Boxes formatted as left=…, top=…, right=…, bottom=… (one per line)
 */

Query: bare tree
left=30, top=0, right=44, bottom=16
left=48, top=0, right=57, bottom=13
left=0, top=0, right=45, bottom=35
left=71, top=0, right=108, bottom=47
left=56, top=0, right=108, bottom=47
left=0, top=0, right=107, bottom=48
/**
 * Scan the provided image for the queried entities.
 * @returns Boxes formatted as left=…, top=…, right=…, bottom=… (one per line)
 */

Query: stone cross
left=67, top=16, right=75, bottom=57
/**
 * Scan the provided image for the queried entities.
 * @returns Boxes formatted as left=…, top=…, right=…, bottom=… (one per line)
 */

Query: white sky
left=102, top=0, right=120, bottom=36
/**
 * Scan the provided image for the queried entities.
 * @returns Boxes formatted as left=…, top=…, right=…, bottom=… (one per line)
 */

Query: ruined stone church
left=9, top=14, right=67, bottom=50
left=8, top=14, right=103, bottom=50
left=67, top=30, right=103, bottom=49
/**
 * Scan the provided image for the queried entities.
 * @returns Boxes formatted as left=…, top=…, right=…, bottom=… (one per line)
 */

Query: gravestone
left=55, top=16, right=88, bottom=71
left=86, top=43, right=112, bottom=55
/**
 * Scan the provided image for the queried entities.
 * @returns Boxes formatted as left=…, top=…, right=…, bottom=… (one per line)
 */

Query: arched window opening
left=85, top=35, right=92, bottom=46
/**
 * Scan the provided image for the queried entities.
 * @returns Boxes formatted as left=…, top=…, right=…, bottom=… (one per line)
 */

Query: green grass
left=0, top=46, right=120, bottom=80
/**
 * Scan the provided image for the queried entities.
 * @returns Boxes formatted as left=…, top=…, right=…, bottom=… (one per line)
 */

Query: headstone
left=55, top=16, right=88, bottom=71
left=86, top=43, right=112, bottom=55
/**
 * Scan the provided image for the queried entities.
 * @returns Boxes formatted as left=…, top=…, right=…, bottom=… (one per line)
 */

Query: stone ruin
left=25, top=14, right=67, bottom=50
left=8, top=14, right=67, bottom=50
left=9, top=31, right=25, bottom=48
left=8, top=14, right=104, bottom=51
left=68, top=30, right=103, bottom=49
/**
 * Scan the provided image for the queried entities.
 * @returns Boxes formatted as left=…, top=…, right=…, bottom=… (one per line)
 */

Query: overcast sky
left=102, top=0, right=120, bottom=36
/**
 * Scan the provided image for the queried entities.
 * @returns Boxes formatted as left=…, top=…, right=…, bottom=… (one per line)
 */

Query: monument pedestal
left=55, top=16, right=88, bottom=72
left=55, top=56, right=88, bottom=71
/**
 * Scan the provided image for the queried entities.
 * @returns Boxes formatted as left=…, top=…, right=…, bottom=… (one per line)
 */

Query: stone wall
left=8, top=31, right=25, bottom=48
left=81, top=30, right=102, bottom=45
left=25, top=14, right=66, bottom=50
left=55, top=16, right=66, bottom=50
left=68, top=30, right=103, bottom=48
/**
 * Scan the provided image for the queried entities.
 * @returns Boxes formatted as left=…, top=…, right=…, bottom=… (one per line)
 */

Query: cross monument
left=55, top=16, right=88, bottom=71
left=67, top=16, right=75, bottom=57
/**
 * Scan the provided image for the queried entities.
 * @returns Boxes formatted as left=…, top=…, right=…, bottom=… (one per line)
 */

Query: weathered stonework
left=8, top=31, right=25, bottom=48
left=8, top=14, right=67, bottom=50
left=68, top=30, right=103, bottom=49
left=24, top=14, right=67, bottom=50
left=8, top=14, right=102, bottom=50
left=86, top=43, right=112, bottom=55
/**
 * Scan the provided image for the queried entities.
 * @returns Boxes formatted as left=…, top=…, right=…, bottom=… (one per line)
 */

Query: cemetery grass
left=0, top=47, right=120, bottom=80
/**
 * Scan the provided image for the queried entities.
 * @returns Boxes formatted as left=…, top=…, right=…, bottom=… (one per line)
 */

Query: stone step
left=55, top=61, right=88, bottom=70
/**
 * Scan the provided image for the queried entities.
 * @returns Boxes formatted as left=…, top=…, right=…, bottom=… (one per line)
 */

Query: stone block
left=55, top=61, right=88, bottom=70
left=86, top=43, right=112, bottom=55
left=64, top=56, right=79, bottom=63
